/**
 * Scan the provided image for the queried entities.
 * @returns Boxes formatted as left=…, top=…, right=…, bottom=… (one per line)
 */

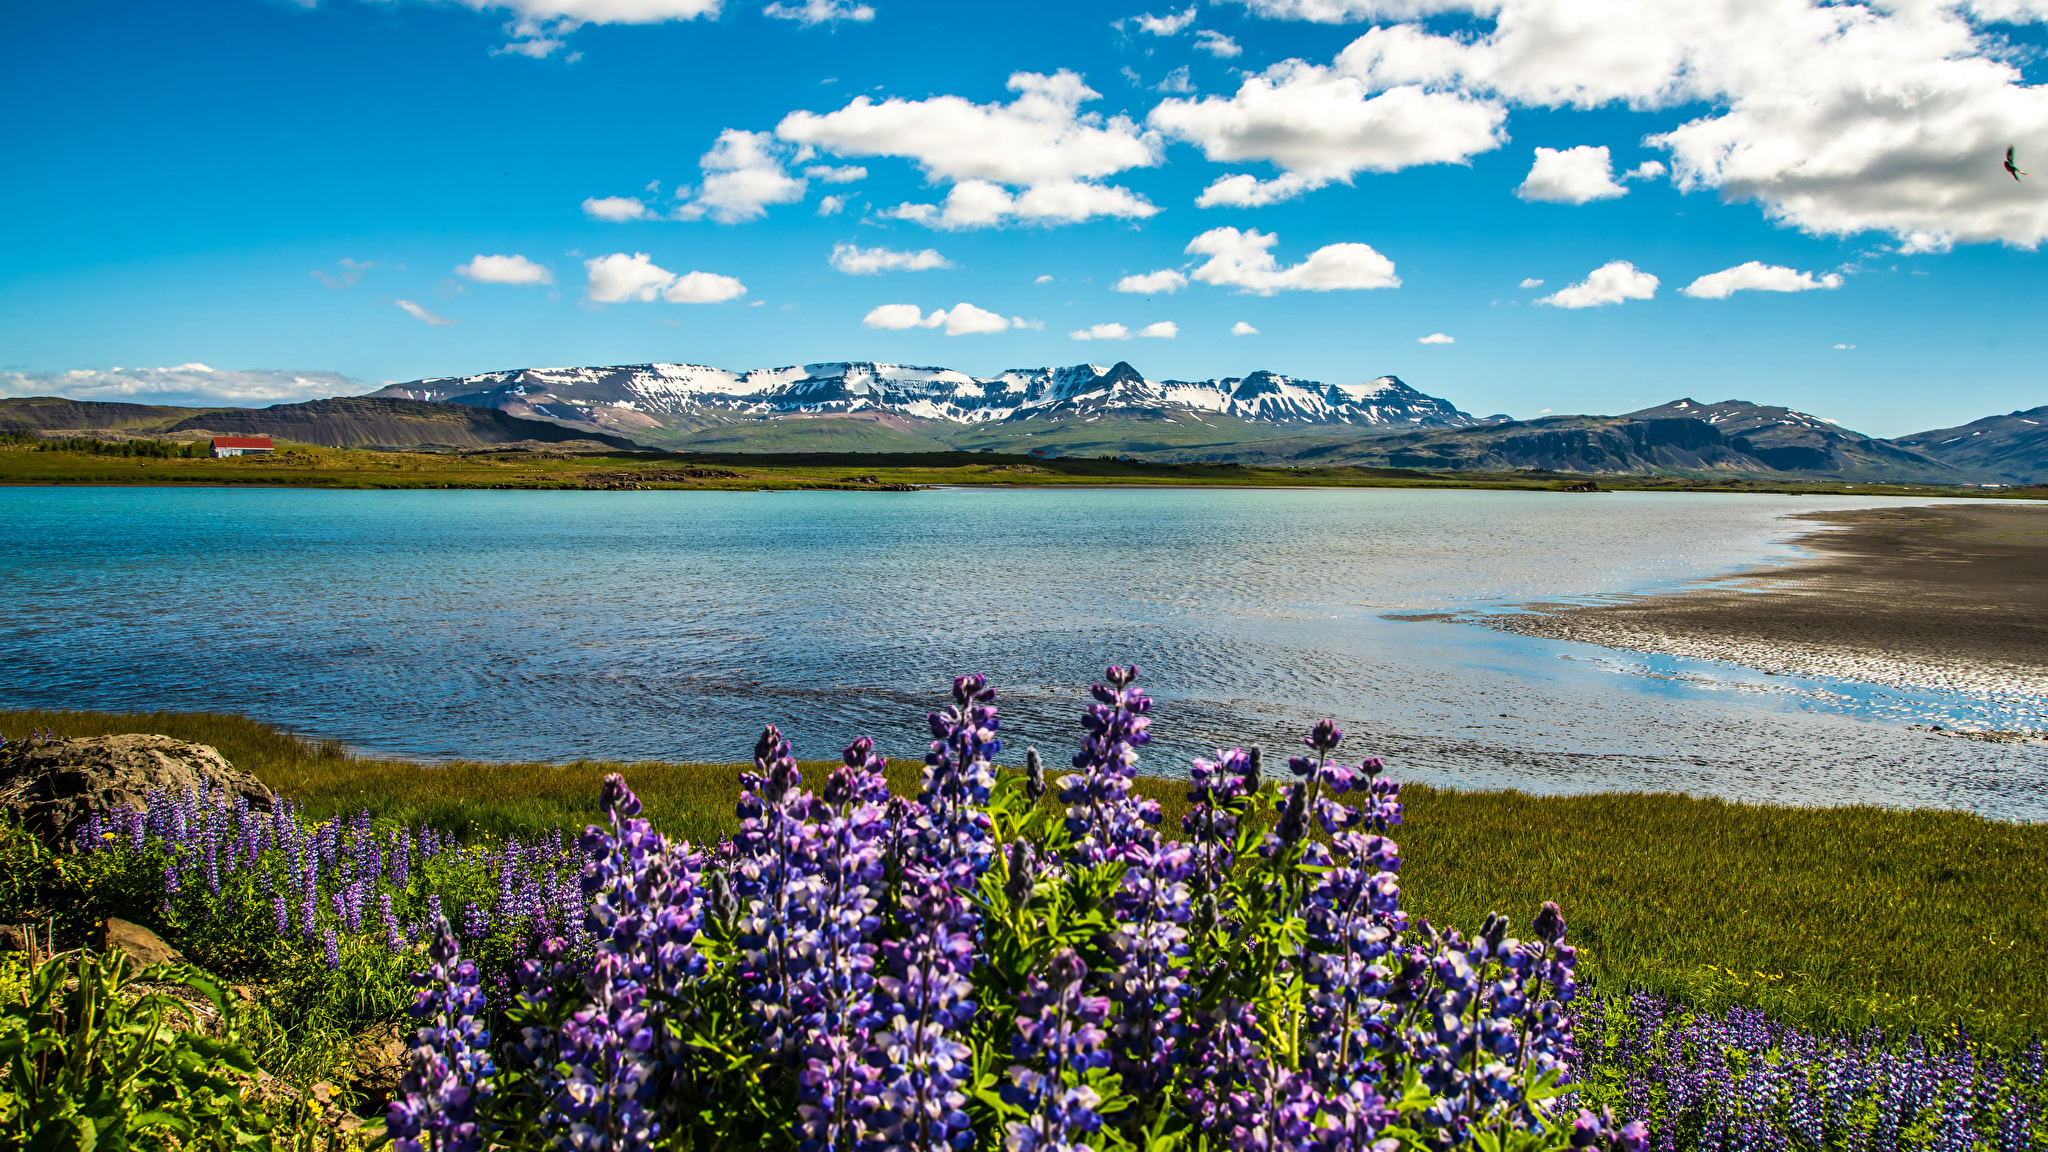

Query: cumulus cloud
left=1417, top=331, right=1455, bottom=343
left=1138, top=321, right=1179, bottom=337
left=885, top=179, right=1159, bottom=229
left=829, top=242, right=952, bottom=273
left=861, top=302, right=1018, bottom=334
left=1115, top=269, right=1189, bottom=293
left=1157, top=66, right=1195, bottom=95
left=1231, top=320, right=1260, bottom=334
left=583, top=196, right=652, bottom=222
left=1516, top=145, right=1627, bottom=203
left=674, top=130, right=808, bottom=223
left=1624, top=159, right=1667, bottom=181
left=1151, top=58, right=1508, bottom=205
left=1185, top=226, right=1400, bottom=294
left=817, top=195, right=848, bottom=216
left=1518, top=277, right=1544, bottom=287
left=455, top=254, right=553, bottom=285
left=396, top=300, right=458, bottom=326
left=1680, top=261, right=1844, bottom=298
left=779, top=70, right=1162, bottom=228
left=763, top=0, right=874, bottom=25
left=584, top=252, right=745, bottom=303
left=0, top=364, right=366, bottom=406
left=1134, top=7, right=1198, bottom=34
left=1035, top=274, right=1055, bottom=283
left=1535, top=260, right=1658, bottom=308
left=1071, top=323, right=1131, bottom=340
left=396, top=0, right=721, bottom=57
left=1224, top=0, right=2048, bottom=250
left=1195, top=29, right=1243, bottom=57
left=805, top=164, right=867, bottom=182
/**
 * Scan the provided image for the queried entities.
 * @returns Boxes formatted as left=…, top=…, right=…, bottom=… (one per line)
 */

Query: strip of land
left=7, top=440, right=2045, bottom=497
left=1484, top=503, right=2048, bottom=704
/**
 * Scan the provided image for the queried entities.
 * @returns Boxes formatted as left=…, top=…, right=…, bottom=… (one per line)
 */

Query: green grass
left=6, top=707, right=2045, bottom=1048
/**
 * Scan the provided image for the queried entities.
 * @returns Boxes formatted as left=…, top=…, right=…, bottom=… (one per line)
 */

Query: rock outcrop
left=0, top=733, right=273, bottom=844
left=101, top=917, right=182, bottom=966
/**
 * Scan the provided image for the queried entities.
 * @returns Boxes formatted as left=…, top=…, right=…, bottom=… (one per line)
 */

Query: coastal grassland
left=1, top=439, right=2026, bottom=497
left=6, top=706, right=2045, bottom=1048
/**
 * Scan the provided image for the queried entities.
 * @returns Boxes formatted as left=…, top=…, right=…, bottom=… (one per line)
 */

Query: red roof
left=211, top=437, right=274, bottom=449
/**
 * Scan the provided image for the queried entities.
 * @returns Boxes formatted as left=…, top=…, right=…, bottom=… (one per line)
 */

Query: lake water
left=3, top=485, right=2043, bottom=820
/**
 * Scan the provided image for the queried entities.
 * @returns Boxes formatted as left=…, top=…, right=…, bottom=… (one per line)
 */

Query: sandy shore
left=1481, top=503, right=2048, bottom=705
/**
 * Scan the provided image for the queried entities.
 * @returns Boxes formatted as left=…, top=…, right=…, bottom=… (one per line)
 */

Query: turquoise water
left=3, top=485, right=2042, bottom=819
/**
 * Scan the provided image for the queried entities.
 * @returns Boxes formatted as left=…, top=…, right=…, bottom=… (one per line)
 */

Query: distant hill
left=162, top=396, right=643, bottom=450
left=1893, top=406, right=2048, bottom=483
left=0, top=396, right=214, bottom=433
left=1240, top=399, right=1963, bottom=482
left=0, top=394, right=642, bottom=450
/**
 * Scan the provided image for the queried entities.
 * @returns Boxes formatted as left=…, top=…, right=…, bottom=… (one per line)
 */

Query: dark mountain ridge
left=1894, top=406, right=2048, bottom=483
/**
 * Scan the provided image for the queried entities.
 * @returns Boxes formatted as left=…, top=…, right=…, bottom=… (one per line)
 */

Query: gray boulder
left=0, top=734, right=274, bottom=845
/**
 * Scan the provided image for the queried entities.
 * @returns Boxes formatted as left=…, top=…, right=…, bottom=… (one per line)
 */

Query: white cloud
left=1231, top=320, right=1260, bottom=335
left=806, top=164, right=867, bottom=183
left=396, top=300, right=458, bottom=326
left=662, top=270, right=747, bottom=303
left=829, top=242, right=952, bottom=273
left=1623, top=159, right=1667, bottom=181
left=584, top=252, right=745, bottom=303
left=1115, top=269, right=1189, bottom=293
left=1137, top=320, right=1179, bottom=338
left=817, top=194, right=848, bottom=216
left=1228, top=0, right=2048, bottom=251
left=1185, top=226, right=1400, bottom=294
left=455, top=254, right=553, bottom=285
left=1195, top=172, right=1321, bottom=207
left=860, top=301, right=1014, bottom=334
left=778, top=70, right=1162, bottom=228
left=1072, top=323, right=1132, bottom=340
left=1417, top=331, right=1455, bottom=343
left=583, top=196, right=651, bottom=222
left=675, top=130, right=807, bottom=224
left=1535, top=260, right=1658, bottom=308
left=1134, top=6, right=1198, bottom=34
left=0, top=364, right=365, bottom=406
left=1035, top=274, right=1055, bottom=283
left=1518, top=277, right=1544, bottom=288
left=1680, top=260, right=1845, bottom=299
left=402, top=0, right=722, bottom=56
left=763, top=0, right=874, bottom=25
left=310, top=258, right=378, bottom=289
left=887, top=178, right=1159, bottom=229
left=1834, top=342, right=1856, bottom=349
left=1195, top=29, right=1243, bottom=57
left=863, top=303, right=926, bottom=329
left=1151, top=58, right=1507, bottom=205
left=1157, top=66, right=1195, bottom=95
left=1516, top=145, right=1626, bottom=204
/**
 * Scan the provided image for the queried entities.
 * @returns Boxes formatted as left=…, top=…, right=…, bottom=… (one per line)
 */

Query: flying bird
left=2007, top=146, right=2027, bottom=181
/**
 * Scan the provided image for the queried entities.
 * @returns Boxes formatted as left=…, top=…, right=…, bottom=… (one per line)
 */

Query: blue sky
left=3, top=0, right=2045, bottom=436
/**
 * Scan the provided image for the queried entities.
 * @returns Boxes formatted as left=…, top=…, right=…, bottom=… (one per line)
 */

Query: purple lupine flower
left=734, top=724, right=821, bottom=1059
left=383, top=892, right=407, bottom=953
left=915, top=674, right=1001, bottom=882
left=1104, top=838, right=1193, bottom=1097
left=392, top=829, right=412, bottom=890
left=793, top=738, right=891, bottom=1152
left=387, top=913, right=495, bottom=1152
left=462, top=902, right=489, bottom=941
left=1003, top=948, right=1112, bottom=1152
left=868, top=874, right=977, bottom=1152
left=273, top=894, right=291, bottom=937
left=1058, top=665, right=1160, bottom=866
left=324, top=928, right=341, bottom=971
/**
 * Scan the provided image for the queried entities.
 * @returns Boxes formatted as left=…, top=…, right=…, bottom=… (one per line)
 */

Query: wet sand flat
left=1484, top=503, right=2048, bottom=701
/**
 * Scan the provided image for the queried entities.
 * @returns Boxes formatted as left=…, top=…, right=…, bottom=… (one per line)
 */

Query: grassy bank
left=4, top=440, right=2031, bottom=497
left=5, top=707, right=2044, bottom=1049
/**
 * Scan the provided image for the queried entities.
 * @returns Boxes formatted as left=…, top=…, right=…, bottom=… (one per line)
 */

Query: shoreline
left=1481, top=503, right=2048, bottom=708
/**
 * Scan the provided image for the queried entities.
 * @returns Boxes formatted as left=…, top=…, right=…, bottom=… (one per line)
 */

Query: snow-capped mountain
left=368, top=360, right=1492, bottom=442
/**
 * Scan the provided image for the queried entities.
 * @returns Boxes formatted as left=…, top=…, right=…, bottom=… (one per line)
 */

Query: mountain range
left=7, top=357, right=2044, bottom=484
